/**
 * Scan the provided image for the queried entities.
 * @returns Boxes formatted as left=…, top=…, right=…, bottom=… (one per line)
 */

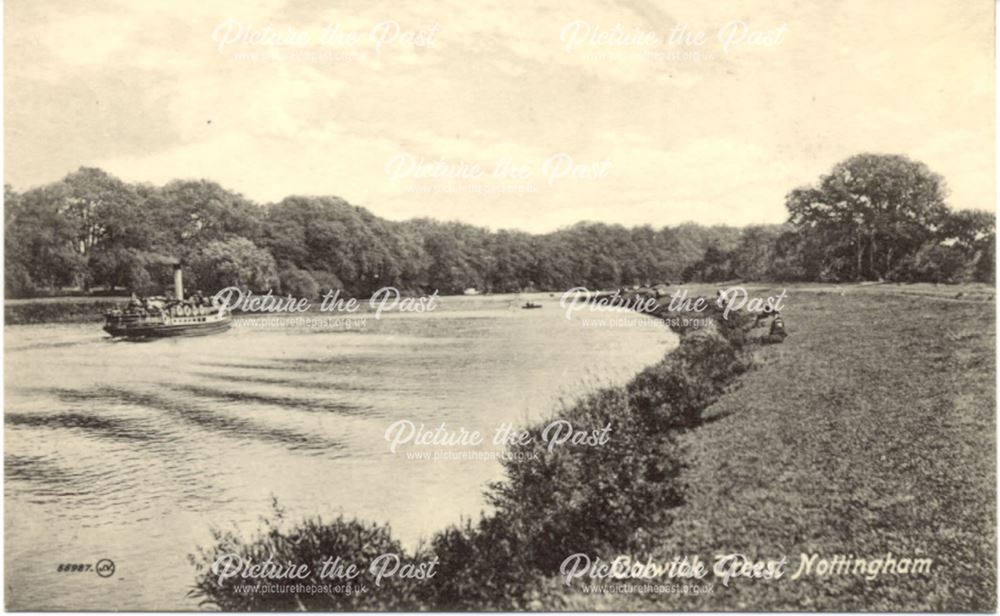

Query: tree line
left=5, top=153, right=993, bottom=299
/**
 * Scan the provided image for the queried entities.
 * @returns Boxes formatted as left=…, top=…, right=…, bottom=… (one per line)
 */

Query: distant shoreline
left=5, top=282, right=993, bottom=326
left=3, top=290, right=545, bottom=325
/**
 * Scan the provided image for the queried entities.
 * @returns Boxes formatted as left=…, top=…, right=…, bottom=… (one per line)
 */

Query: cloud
left=5, top=0, right=994, bottom=232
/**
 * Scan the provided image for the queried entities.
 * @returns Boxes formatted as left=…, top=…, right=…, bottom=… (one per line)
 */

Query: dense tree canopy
left=4, top=156, right=994, bottom=298
left=784, top=154, right=975, bottom=281
left=684, top=154, right=994, bottom=284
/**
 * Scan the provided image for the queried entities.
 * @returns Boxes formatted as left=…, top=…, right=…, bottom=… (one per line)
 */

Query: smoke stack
left=173, top=264, right=184, bottom=301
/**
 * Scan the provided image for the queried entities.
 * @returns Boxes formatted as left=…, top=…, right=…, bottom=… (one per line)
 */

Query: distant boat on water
left=522, top=302, right=542, bottom=309
left=463, top=288, right=481, bottom=295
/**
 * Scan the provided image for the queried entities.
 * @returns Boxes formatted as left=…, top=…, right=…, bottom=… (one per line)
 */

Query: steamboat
left=103, top=263, right=231, bottom=338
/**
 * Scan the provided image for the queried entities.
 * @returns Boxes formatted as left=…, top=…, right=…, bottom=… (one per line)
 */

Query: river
left=4, top=293, right=676, bottom=610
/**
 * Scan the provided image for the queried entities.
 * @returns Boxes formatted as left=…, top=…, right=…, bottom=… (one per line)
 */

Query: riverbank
left=547, top=284, right=996, bottom=611
left=188, top=291, right=760, bottom=609
left=8, top=282, right=992, bottom=326
left=4, top=291, right=513, bottom=325
left=4, top=297, right=125, bottom=324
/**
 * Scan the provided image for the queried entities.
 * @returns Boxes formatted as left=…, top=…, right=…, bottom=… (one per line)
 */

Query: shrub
left=5, top=262, right=35, bottom=298
left=893, top=243, right=976, bottom=283
left=189, top=509, right=429, bottom=611
left=627, top=330, right=752, bottom=431
left=488, top=386, right=687, bottom=574
left=424, top=513, right=540, bottom=610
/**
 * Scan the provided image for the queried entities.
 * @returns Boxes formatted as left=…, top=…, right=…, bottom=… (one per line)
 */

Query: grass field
left=548, top=284, right=996, bottom=611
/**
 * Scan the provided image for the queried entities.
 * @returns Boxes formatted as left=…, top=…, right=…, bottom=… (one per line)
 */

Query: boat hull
left=104, top=317, right=231, bottom=339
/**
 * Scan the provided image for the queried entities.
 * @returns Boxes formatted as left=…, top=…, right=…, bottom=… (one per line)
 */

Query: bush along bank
left=189, top=300, right=762, bottom=610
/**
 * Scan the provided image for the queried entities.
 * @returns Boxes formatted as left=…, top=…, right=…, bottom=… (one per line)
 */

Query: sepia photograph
left=2, top=0, right=996, bottom=611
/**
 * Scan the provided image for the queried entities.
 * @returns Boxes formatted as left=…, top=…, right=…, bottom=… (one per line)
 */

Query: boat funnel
left=173, top=264, right=184, bottom=300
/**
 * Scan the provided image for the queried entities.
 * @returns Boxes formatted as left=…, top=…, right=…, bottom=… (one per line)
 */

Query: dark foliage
left=5, top=155, right=993, bottom=299
left=189, top=508, right=431, bottom=611
left=4, top=170, right=737, bottom=298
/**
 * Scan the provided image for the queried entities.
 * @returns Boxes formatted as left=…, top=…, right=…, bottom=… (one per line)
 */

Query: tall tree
left=786, top=154, right=949, bottom=281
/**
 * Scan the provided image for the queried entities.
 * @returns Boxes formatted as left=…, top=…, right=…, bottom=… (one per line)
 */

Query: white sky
left=4, top=0, right=995, bottom=232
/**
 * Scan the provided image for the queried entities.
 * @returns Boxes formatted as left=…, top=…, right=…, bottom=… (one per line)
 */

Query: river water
left=4, top=293, right=675, bottom=610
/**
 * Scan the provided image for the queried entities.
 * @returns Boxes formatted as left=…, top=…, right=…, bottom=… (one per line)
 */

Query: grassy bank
left=553, top=284, right=996, bottom=611
left=187, top=284, right=995, bottom=611
left=4, top=296, right=126, bottom=324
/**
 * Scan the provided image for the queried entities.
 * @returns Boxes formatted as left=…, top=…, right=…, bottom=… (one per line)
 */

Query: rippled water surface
left=5, top=294, right=675, bottom=610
